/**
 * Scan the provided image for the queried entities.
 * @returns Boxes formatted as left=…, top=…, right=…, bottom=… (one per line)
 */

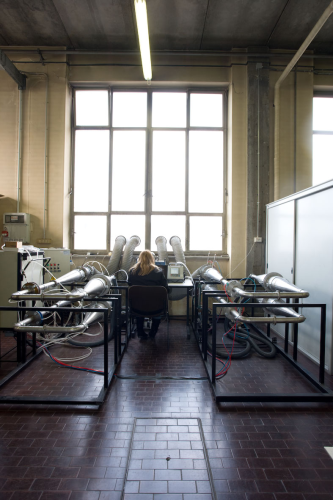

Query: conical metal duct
left=192, top=264, right=223, bottom=283
left=251, top=272, right=309, bottom=297
left=259, top=298, right=305, bottom=319
left=81, top=301, right=112, bottom=329
left=83, top=275, right=112, bottom=298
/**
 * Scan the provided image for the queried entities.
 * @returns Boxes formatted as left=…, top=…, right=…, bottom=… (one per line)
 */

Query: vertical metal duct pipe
left=118, top=235, right=141, bottom=280
left=42, top=74, right=49, bottom=239
left=17, top=89, right=23, bottom=212
left=169, top=235, right=186, bottom=264
left=21, top=73, right=49, bottom=235
left=168, top=236, right=187, bottom=301
left=274, top=0, right=333, bottom=200
left=107, top=235, right=126, bottom=275
left=155, top=236, right=169, bottom=264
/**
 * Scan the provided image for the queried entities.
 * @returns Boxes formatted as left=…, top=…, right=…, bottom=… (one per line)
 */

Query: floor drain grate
left=121, top=417, right=216, bottom=499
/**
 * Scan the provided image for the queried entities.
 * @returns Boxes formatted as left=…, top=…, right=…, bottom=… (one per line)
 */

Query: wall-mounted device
left=2, top=213, right=31, bottom=244
left=167, top=264, right=185, bottom=283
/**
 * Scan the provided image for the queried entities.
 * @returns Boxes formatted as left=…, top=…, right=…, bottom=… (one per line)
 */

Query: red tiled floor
left=0, top=322, right=332, bottom=499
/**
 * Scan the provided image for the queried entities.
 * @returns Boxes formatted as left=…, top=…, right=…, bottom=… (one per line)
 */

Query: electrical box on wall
left=42, top=248, right=71, bottom=283
left=2, top=213, right=31, bottom=244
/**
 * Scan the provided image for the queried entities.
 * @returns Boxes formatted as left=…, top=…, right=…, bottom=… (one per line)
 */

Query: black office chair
left=128, top=286, right=169, bottom=348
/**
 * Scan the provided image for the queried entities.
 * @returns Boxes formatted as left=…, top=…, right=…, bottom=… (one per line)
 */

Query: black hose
left=231, top=327, right=277, bottom=358
left=206, top=316, right=276, bottom=359
left=207, top=334, right=251, bottom=358
left=206, top=318, right=251, bottom=358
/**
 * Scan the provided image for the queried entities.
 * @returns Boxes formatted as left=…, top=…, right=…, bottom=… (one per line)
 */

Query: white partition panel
left=267, top=201, right=294, bottom=282
left=267, top=201, right=295, bottom=337
left=267, top=180, right=333, bottom=375
left=295, top=189, right=333, bottom=372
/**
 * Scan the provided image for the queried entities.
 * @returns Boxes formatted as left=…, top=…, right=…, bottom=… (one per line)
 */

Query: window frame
left=312, top=91, right=333, bottom=186
left=70, top=86, right=228, bottom=255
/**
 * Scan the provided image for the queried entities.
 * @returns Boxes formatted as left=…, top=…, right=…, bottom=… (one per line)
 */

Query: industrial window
left=313, top=95, right=333, bottom=186
left=72, top=89, right=226, bottom=253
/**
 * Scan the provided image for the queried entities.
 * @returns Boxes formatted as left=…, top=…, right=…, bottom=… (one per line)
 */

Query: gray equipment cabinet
left=0, top=248, right=44, bottom=329
left=266, top=179, right=333, bottom=374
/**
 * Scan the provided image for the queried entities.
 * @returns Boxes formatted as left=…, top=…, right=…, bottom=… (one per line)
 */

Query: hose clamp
left=36, top=310, right=43, bottom=325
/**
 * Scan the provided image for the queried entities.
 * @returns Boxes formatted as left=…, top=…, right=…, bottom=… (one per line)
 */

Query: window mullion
left=185, top=91, right=190, bottom=251
left=146, top=91, right=152, bottom=249
left=107, top=89, right=112, bottom=252
left=223, top=89, right=228, bottom=254
left=70, top=89, right=75, bottom=250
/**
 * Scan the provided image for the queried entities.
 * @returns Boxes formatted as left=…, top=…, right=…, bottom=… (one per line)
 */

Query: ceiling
left=0, top=0, right=332, bottom=54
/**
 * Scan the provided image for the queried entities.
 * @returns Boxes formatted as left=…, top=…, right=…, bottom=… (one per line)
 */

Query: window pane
left=74, top=130, right=109, bottom=212
left=111, top=215, right=145, bottom=251
left=152, top=131, right=185, bottom=211
left=313, top=135, right=333, bottom=185
left=113, top=92, right=147, bottom=127
left=189, top=131, right=223, bottom=213
left=152, top=92, right=186, bottom=128
left=112, top=131, right=146, bottom=211
left=74, top=215, right=106, bottom=250
left=190, top=216, right=222, bottom=251
left=313, top=97, right=333, bottom=131
left=76, top=90, right=109, bottom=126
left=151, top=216, right=186, bottom=252
left=190, top=93, right=222, bottom=127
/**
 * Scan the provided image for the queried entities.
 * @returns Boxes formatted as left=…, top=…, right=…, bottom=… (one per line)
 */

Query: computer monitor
left=156, top=261, right=168, bottom=279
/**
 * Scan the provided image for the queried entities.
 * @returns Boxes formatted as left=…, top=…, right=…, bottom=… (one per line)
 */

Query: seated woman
left=128, top=250, right=169, bottom=339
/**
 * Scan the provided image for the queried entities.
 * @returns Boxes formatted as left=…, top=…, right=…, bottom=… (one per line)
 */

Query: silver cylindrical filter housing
left=155, top=236, right=169, bottom=264
left=107, top=235, right=126, bottom=275
left=169, top=235, right=186, bottom=264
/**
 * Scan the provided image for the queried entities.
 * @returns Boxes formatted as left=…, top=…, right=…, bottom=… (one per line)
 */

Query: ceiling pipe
left=274, top=0, right=333, bottom=200
left=2, top=49, right=333, bottom=59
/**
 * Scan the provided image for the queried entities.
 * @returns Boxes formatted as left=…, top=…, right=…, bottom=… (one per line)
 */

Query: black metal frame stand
left=168, top=280, right=193, bottom=339
left=194, top=290, right=333, bottom=403
left=0, top=291, right=130, bottom=406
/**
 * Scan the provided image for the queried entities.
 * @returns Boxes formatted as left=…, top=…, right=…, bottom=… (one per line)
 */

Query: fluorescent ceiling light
left=134, top=0, right=152, bottom=81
